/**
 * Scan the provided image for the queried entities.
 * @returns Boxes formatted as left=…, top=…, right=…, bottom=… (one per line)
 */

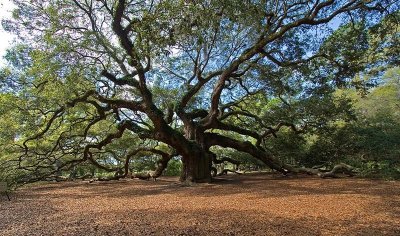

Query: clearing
left=1, top=174, right=399, bottom=235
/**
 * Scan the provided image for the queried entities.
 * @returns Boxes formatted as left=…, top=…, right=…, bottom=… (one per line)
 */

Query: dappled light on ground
left=1, top=174, right=399, bottom=235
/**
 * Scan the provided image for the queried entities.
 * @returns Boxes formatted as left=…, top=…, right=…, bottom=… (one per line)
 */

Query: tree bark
left=179, top=124, right=212, bottom=183
left=180, top=146, right=212, bottom=183
left=318, top=163, right=355, bottom=178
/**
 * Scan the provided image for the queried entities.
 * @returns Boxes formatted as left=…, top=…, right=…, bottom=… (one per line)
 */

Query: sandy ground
left=1, top=174, right=399, bottom=236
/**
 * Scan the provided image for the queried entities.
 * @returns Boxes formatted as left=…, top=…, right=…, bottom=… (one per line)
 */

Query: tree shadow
left=4, top=205, right=398, bottom=235
left=2, top=174, right=399, bottom=235
left=17, top=174, right=399, bottom=203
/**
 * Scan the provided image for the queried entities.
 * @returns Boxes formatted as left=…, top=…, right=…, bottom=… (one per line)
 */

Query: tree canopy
left=0, top=0, right=399, bottom=184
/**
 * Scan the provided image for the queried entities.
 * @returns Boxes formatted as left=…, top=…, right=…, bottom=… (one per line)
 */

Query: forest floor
left=1, top=173, right=399, bottom=236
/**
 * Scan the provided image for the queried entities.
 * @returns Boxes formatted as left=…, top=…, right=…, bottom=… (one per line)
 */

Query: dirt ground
left=1, top=174, right=399, bottom=236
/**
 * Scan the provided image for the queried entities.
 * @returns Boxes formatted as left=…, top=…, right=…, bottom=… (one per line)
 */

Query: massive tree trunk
left=180, top=149, right=212, bottom=183
left=179, top=124, right=212, bottom=183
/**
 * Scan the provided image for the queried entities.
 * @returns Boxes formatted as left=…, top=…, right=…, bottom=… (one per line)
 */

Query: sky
left=0, top=0, right=15, bottom=66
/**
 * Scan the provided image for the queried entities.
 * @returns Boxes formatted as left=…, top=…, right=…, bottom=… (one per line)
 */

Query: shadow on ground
left=1, top=174, right=399, bottom=235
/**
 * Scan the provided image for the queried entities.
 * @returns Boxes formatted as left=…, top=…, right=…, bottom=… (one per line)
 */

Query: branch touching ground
left=318, top=163, right=356, bottom=178
left=216, top=169, right=242, bottom=176
left=285, top=163, right=356, bottom=178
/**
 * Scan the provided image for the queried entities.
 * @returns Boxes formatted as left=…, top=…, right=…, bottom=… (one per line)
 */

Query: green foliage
left=130, top=156, right=158, bottom=173
left=163, top=158, right=182, bottom=176
left=297, top=67, right=400, bottom=178
left=265, top=129, right=307, bottom=166
left=357, top=161, right=400, bottom=180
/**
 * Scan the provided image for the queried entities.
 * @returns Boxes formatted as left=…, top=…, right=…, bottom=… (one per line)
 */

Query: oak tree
left=1, top=0, right=398, bottom=183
